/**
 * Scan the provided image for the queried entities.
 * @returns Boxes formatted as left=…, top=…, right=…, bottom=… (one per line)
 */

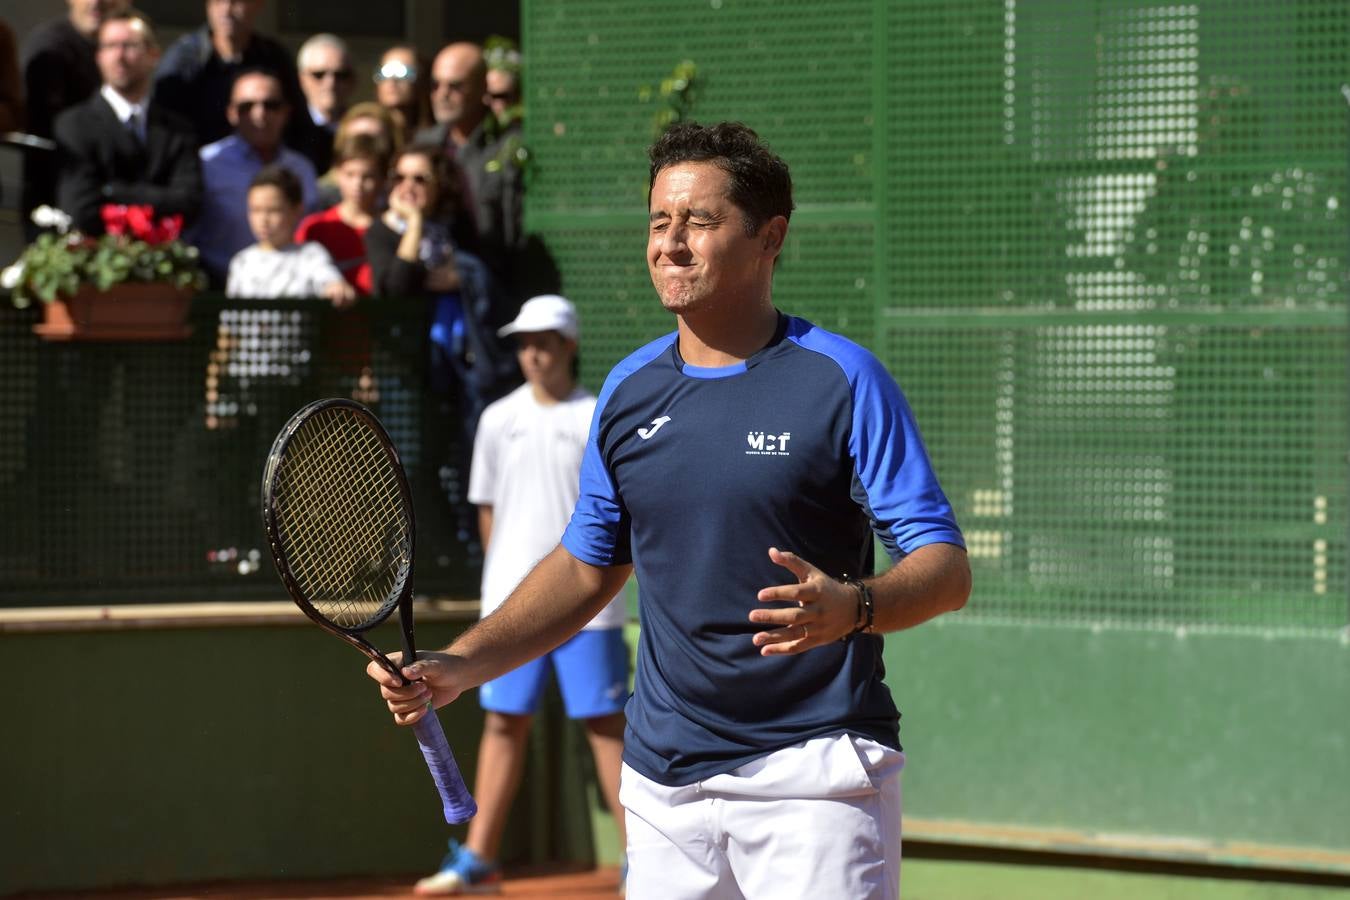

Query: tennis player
left=370, top=121, right=971, bottom=898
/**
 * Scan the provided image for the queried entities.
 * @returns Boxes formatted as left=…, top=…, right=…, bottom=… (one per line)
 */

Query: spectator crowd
left=4, top=1, right=536, bottom=432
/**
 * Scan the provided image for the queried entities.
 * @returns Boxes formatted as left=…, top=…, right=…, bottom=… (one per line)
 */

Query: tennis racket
left=261, top=397, right=477, bottom=824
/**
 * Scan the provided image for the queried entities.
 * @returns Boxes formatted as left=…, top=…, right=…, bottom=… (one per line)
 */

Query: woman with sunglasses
left=373, top=44, right=431, bottom=148
left=366, top=145, right=516, bottom=436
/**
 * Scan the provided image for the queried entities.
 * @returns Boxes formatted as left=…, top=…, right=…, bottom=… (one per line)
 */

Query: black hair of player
left=647, top=121, right=795, bottom=237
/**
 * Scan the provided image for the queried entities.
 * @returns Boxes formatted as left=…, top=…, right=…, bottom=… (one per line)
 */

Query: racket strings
left=273, top=409, right=411, bottom=629
left=290, top=418, right=406, bottom=621
left=284, top=421, right=406, bottom=626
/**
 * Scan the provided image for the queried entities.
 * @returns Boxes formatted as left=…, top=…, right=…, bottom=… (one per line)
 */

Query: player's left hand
left=751, top=547, right=859, bottom=655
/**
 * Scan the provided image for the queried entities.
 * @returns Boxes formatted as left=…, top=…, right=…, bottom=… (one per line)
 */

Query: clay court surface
left=11, top=861, right=1350, bottom=900
left=8, top=865, right=623, bottom=900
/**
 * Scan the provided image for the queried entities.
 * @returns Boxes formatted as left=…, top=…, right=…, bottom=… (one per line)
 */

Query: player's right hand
left=366, top=651, right=464, bottom=726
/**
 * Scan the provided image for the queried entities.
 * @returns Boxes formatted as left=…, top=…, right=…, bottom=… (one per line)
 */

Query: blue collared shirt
left=189, top=134, right=319, bottom=279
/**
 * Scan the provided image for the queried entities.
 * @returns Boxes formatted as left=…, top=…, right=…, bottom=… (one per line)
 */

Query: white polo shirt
left=469, top=383, right=626, bottom=630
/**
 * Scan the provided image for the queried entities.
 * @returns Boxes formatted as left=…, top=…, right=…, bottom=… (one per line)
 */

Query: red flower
left=154, top=214, right=184, bottom=243
left=101, top=204, right=129, bottom=236
left=125, top=204, right=153, bottom=241
left=99, top=205, right=185, bottom=244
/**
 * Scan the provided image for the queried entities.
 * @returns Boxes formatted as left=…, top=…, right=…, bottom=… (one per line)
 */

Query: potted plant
left=2, top=204, right=206, bottom=341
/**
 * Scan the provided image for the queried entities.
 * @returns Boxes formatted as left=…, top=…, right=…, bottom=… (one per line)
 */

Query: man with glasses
left=52, top=11, right=201, bottom=235
left=416, top=42, right=523, bottom=294
left=484, top=68, right=520, bottom=127
left=483, top=38, right=522, bottom=128
left=295, top=33, right=353, bottom=173
left=154, top=0, right=309, bottom=150
left=416, top=42, right=486, bottom=157
left=189, top=68, right=318, bottom=283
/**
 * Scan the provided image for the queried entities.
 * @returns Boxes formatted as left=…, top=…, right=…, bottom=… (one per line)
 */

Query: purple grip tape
left=412, top=712, right=478, bottom=823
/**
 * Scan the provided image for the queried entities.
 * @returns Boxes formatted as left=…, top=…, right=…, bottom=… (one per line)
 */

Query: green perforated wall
left=523, top=0, right=1348, bottom=633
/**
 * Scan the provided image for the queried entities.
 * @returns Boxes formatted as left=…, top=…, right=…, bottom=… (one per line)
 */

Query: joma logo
left=746, top=431, right=791, bottom=455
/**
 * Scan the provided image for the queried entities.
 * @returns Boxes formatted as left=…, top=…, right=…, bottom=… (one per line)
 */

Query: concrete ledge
left=0, top=597, right=481, bottom=632
left=906, top=817, right=1350, bottom=877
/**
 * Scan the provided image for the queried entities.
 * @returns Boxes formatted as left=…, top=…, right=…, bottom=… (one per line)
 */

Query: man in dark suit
left=53, top=11, right=201, bottom=234
left=20, top=0, right=131, bottom=234
left=294, top=33, right=354, bottom=174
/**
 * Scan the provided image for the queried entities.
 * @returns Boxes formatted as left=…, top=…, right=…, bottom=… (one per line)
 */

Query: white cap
left=497, top=294, right=579, bottom=341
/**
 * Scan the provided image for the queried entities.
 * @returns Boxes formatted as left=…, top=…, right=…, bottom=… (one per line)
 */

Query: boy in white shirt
left=226, top=165, right=355, bottom=305
left=414, top=295, right=629, bottom=895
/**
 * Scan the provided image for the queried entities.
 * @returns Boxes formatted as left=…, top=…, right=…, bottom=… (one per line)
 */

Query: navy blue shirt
left=562, top=314, right=964, bottom=785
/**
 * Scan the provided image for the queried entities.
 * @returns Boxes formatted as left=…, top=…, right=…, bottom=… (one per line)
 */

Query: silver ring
left=802, top=624, right=809, bottom=640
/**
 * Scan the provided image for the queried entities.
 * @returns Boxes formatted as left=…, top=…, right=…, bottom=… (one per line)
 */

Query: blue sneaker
left=413, top=839, right=502, bottom=895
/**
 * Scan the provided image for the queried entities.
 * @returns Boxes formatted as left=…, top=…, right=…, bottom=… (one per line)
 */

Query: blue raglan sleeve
left=561, top=374, right=633, bottom=568
left=847, top=350, right=965, bottom=561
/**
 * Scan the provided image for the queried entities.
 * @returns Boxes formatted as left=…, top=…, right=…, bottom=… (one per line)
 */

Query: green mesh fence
left=523, top=0, right=1348, bottom=632
left=0, top=298, right=480, bottom=605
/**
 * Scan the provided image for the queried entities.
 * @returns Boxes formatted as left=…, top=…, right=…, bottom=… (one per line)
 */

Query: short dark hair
left=648, top=121, right=794, bottom=236
left=249, top=165, right=304, bottom=208
left=100, top=11, right=159, bottom=49
left=229, top=66, right=286, bottom=103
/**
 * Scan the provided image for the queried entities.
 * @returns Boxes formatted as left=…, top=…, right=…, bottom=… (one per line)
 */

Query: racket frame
left=261, top=397, right=478, bottom=824
left=261, top=397, right=419, bottom=684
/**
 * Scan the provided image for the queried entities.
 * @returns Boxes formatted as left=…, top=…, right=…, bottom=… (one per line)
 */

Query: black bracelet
left=839, top=574, right=873, bottom=637
left=860, top=579, right=874, bottom=633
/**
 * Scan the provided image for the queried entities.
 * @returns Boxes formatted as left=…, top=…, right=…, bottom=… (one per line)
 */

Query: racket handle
left=412, top=711, right=478, bottom=824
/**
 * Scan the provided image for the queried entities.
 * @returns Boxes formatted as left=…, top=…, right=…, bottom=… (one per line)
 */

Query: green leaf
left=32, top=271, right=59, bottom=303
left=10, top=228, right=204, bottom=310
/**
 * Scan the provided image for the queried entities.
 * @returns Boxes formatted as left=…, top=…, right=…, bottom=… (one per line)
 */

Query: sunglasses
left=98, top=40, right=149, bottom=52
left=485, top=91, right=517, bottom=102
left=235, top=98, right=285, bottom=114
left=307, top=68, right=353, bottom=82
left=374, top=61, right=416, bottom=83
left=393, top=172, right=431, bottom=185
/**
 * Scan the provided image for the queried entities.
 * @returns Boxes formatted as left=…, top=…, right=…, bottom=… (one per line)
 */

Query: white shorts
left=619, top=733, right=905, bottom=899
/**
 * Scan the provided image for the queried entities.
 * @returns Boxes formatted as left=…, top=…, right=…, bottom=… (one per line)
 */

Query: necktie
left=127, top=109, right=145, bottom=144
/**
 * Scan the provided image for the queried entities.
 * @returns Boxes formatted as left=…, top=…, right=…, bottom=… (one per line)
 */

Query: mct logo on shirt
left=746, top=431, right=792, bottom=456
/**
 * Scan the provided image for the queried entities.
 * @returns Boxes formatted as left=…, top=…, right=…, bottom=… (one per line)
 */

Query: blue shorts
left=478, top=627, right=630, bottom=719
